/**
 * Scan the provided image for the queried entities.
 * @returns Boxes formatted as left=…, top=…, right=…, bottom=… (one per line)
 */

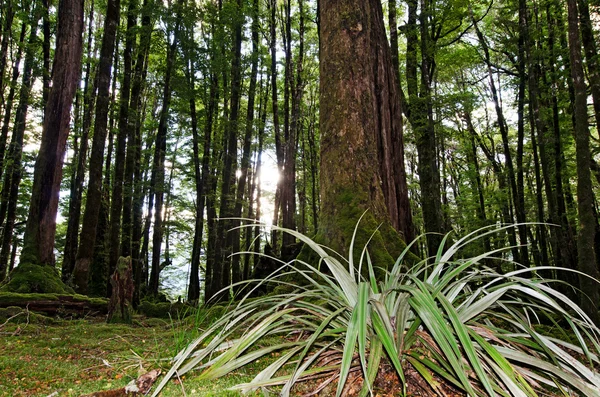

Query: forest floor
left=0, top=310, right=256, bottom=397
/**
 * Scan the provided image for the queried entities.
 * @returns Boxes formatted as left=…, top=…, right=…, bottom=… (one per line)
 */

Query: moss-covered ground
left=0, top=310, right=259, bottom=397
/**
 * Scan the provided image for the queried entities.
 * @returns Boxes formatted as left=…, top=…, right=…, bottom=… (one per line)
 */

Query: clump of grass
left=153, top=221, right=600, bottom=396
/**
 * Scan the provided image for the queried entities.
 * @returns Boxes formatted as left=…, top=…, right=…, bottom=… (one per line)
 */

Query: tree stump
left=107, top=256, right=134, bottom=323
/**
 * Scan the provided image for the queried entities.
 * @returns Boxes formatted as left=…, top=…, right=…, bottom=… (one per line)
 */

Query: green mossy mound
left=138, top=300, right=191, bottom=319
left=0, top=292, right=106, bottom=306
left=0, top=262, right=74, bottom=294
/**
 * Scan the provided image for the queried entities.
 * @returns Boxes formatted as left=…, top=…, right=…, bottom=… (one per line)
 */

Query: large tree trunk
left=20, top=0, right=84, bottom=267
left=319, top=0, right=414, bottom=266
left=566, top=0, right=600, bottom=325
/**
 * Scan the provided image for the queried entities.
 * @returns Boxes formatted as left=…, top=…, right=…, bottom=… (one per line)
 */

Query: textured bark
left=547, top=2, right=577, bottom=274
left=577, top=0, right=600, bottom=135
left=73, top=0, right=120, bottom=293
left=567, top=0, right=600, bottom=325
left=319, top=0, right=414, bottom=262
left=20, top=0, right=84, bottom=268
left=62, top=1, right=96, bottom=282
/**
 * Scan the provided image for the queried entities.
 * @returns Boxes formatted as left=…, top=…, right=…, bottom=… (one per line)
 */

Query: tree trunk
left=73, top=0, right=120, bottom=294
left=20, top=0, right=84, bottom=269
left=232, top=0, right=260, bottom=282
left=566, top=0, right=600, bottom=325
left=126, top=0, right=153, bottom=304
left=107, top=0, right=137, bottom=296
left=148, top=16, right=180, bottom=296
left=472, top=12, right=523, bottom=264
left=319, top=0, right=414, bottom=266
left=0, top=9, right=40, bottom=279
left=62, top=1, right=96, bottom=282
left=0, top=19, right=27, bottom=183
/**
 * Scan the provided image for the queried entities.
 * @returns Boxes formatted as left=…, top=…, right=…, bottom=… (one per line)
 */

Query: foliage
left=154, top=222, right=600, bottom=396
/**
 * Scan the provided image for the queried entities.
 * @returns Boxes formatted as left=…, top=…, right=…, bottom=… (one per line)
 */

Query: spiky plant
left=152, top=222, right=600, bottom=396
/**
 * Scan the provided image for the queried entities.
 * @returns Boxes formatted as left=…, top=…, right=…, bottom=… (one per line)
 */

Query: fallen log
left=0, top=293, right=108, bottom=316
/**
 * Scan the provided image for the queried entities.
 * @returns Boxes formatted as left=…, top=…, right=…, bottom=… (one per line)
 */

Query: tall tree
left=319, top=0, right=414, bottom=264
left=19, top=0, right=84, bottom=267
left=72, top=0, right=120, bottom=293
left=566, top=0, right=600, bottom=325
left=148, top=6, right=181, bottom=296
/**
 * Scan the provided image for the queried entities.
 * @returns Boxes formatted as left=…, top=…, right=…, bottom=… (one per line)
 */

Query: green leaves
left=154, top=224, right=600, bottom=397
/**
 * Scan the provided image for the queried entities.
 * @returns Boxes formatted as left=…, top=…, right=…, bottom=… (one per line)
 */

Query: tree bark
left=566, top=0, right=600, bottom=325
left=20, top=0, right=84, bottom=269
left=319, top=0, right=414, bottom=265
left=62, top=1, right=96, bottom=282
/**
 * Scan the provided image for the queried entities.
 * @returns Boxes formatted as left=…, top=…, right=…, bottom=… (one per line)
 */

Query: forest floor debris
left=0, top=315, right=251, bottom=396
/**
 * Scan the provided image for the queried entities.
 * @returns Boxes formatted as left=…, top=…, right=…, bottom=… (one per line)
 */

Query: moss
left=297, top=188, right=420, bottom=282
left=138, top=300, right=192, bottom=319
left=0, top=292, right=107, bottom=308
left=0, top=306, right=57, bottom=324
left=0, top=262, right=74, bottom=294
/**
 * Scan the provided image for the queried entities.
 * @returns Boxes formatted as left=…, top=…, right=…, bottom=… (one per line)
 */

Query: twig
left=0, top=311, right=24, bottom=330
left=175, top=370, right=188, bottom=397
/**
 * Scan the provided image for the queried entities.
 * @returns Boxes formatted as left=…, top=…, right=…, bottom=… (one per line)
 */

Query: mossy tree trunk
left=319, top=0, right=414, bottom=265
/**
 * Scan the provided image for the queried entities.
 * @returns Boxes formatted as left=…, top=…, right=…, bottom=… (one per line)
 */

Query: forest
left=3, top=0, right=600, bottom=395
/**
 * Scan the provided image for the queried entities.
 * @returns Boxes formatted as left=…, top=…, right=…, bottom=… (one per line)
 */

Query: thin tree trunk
left=148, top=15, right=180, bottom=296
left=107, top=0, right=137, bottom=296
left=0, top=20, right=27, bottom=183
left=62, top=1, right=96, bottom=282
left=72, top=0, right=120, bottom=294
left=232, top=0, right=260, bottom=282
left=0, top=9, right=40, bottom=277
left=472, top=11, right=523, bottom=264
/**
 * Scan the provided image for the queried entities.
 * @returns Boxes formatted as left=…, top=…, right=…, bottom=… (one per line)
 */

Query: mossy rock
left=0, top=262, right=74, bottom=294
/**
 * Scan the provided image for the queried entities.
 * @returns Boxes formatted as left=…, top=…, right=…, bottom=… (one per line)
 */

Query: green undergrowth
left=0, top=307, right=263, bottom=397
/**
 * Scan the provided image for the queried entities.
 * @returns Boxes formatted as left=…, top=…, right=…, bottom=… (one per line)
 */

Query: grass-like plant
left=152, top=222, right=600, bottom=396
